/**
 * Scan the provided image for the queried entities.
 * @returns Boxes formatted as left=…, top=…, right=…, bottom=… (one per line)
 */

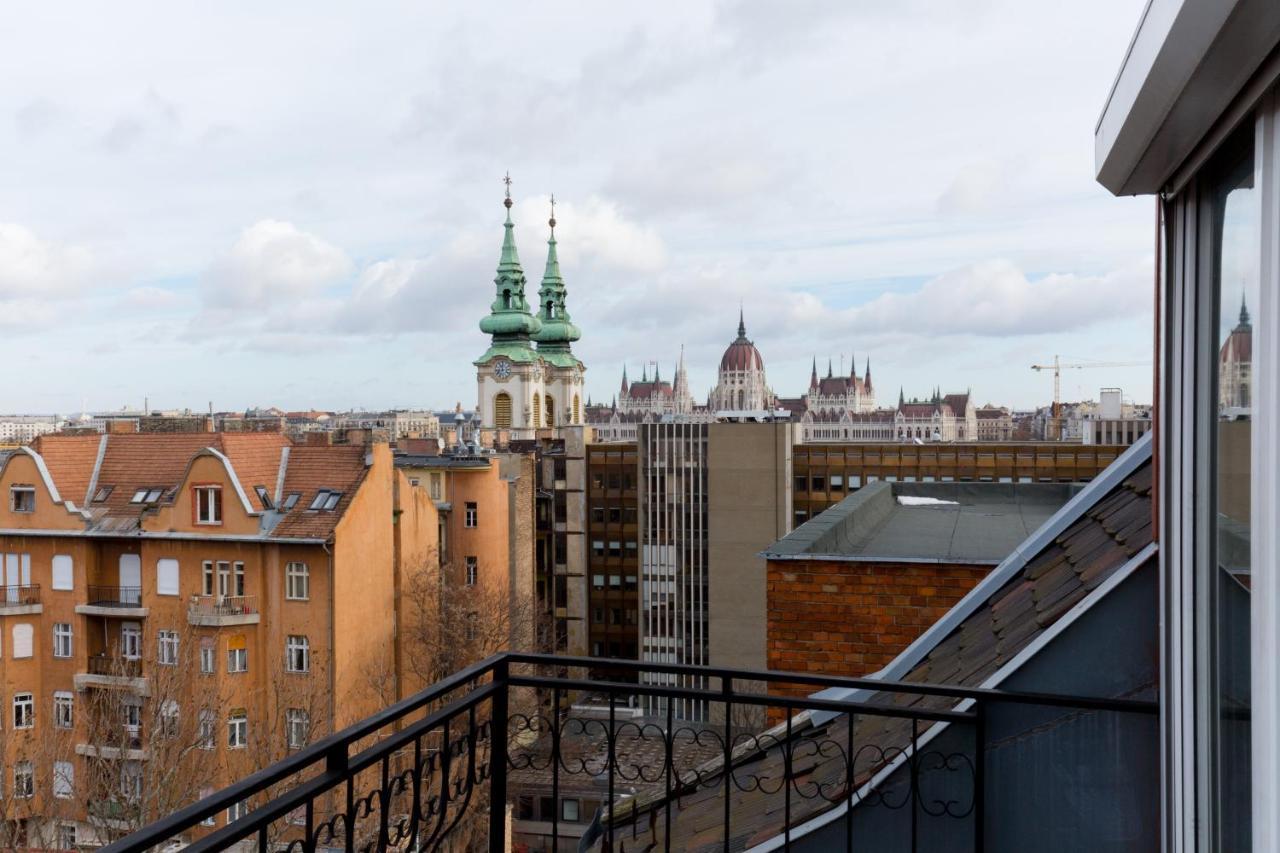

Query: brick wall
left=766, top=558, right=990, bottom=701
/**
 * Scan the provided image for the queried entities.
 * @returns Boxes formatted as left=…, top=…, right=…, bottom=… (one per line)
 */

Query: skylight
left=92, top=486, right=113, bottom=503
left=282, top=492, right=300, bottom=511
left=308, top=489, right=343, bottom=511
left=254, top=485, right=273, bottom=509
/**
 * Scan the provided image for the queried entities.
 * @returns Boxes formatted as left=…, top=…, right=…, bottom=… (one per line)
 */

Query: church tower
left=532, top=195, right=586, bottom=426
left=475, top=177, right=545, bottom=436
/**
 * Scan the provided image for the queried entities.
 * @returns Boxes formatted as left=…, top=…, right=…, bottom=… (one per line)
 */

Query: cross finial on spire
left=549, top=193, right=557, bottom=232
left=503, top=171, right=513, bottom=208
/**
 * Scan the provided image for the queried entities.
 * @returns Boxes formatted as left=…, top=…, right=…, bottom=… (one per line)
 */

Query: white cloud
left=0, top=223, right=100, bottom=299
left=119, top=285, right=182, bottom=311
left=845, top=259, right=1152, bottom=337
left=201, top=219, right=352, bottom=310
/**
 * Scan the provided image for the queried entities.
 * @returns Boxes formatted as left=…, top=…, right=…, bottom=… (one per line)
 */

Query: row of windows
left=0, top=759, right=72, bottom=800
left=590, top=506, right=638, bottom=525
left=590, top=472, right=636, bottom=491
left=591, top=541, right=639, bottom=559
left=590, top=574, right=638, bottom=589
left=0, top=553, right=311, bottom=600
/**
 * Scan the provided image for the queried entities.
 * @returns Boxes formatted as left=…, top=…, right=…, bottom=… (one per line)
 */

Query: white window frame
left=52, top=622, right=72, bottom=658
left=464, top=502, right=477, bottom=527
left=12, top=692, right=33, bottom=729
left=156, top=557, right=180, bottom=596
left=53, top=760, right=73, bottom=799
left=158, top=629, right=179, bottom=666
left=53, top=691, right=73, bottom=730
left=195, top=485, right=222, bottom=525
left=13, top=761, right=32, bottom=799
left=8, top=486, right=34, bottom=514
left=200, top=641, right=215, bottom=674
left=227, top=646, right=248, bottom=674
left=121, top=622, right=142, bottom=660
left=51, top=554, right=73, bottom=591
left=286, top=562, right=309, bottom=600
left=286, top=635, right=309, bottom=673
left=286, top=708, right=309, bottom=750
left=198, top=709, right=216, bottom=750
left=227, top=712, right=247, bottom=749
left=466, top=556, right=477, bottom=586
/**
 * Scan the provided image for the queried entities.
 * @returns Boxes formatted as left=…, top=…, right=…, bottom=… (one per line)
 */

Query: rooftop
left=767, top=481, right=1079, bottom=564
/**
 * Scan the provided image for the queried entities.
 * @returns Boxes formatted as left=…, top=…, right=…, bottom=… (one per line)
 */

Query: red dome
left=720, top=338, right=764, bottom=372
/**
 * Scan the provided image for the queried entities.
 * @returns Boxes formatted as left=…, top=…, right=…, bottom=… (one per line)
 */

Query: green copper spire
left=533, top=193, right=582, bottom=360
left=479, top=175, right=542, bottom=342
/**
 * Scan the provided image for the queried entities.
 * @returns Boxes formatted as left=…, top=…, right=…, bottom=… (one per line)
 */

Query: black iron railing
left=86, top=585, right=143, bottom=607
left=100, top=653, right=1157, bottom=853
left=0, top=584, right=39, bottom=606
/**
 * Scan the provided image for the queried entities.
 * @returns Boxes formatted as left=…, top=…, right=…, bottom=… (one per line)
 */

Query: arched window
left=494, top=393, right=512, bottom=429
left=502, top=289, right=512, bottom=309
left=545, top=395, right=555, bottom=427
left=573, top=395, right=581, bottom=424
left=532, top=394, right=541, bottom=428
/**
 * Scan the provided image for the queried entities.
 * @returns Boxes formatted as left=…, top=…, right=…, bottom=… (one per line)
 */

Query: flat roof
left=765, top=481, right=1078, bottom=564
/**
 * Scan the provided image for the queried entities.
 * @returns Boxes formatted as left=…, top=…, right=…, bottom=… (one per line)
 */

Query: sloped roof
left=25, top=432, right=364, bottom=541
left=943, top=392, right=971, bottom=414
left=602, top=438, right=1154, bottom=850
left=626, top=381, right=673, bottom=401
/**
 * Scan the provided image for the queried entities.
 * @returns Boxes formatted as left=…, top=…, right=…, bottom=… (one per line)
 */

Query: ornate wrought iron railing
left=100, top=653, right=1157, bottom=853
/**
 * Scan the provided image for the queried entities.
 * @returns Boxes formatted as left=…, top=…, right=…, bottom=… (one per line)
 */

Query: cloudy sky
left=1, top=1, right=1155, bottom=415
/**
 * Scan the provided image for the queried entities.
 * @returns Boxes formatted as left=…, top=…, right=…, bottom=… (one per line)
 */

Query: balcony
left=100, top=653, right=1156, bottom=853
left=75, top=654, right=147, bottom=693
left=0, top=584, right=41, bottom=615
left=187, top=594, right=260, bottom=627
left=77, top=585, right=148, bottom=618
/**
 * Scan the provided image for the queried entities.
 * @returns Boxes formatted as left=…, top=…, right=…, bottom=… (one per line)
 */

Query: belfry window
left=502, top=289, right=512, bottom=309
left=494, top=393, right=512, bottom=429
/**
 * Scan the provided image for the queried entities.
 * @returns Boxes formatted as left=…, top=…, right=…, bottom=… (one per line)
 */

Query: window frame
left=52, top=622, right=72, bottom=658
left=8, top=486, right=35, bottom=514
left=286, top=635, right=310, bottom=673
left=194, top=484, right=223, bottom=526
left=12, top=692, right=33, bottom=729
left=53, top=691, right=73, bottom=730
left=285, top=561, right=310, bottom=600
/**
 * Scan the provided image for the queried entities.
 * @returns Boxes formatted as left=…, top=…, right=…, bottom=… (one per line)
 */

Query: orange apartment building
left=0, top=429, right=437, bottom=847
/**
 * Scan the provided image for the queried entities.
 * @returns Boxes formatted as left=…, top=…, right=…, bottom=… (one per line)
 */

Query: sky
left=0, top=0, right=1156, bottom=415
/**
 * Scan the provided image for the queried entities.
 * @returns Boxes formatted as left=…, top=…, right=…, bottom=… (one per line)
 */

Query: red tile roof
left=30, top=434, right=101, bottom=504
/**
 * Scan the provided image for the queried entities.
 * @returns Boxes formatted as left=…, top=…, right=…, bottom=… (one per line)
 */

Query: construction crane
left=1030, top=356, right=1150, bottom=440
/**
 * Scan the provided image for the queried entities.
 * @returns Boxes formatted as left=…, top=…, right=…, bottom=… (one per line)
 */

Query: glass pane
left=1210, top=136, right=1256, bottom=851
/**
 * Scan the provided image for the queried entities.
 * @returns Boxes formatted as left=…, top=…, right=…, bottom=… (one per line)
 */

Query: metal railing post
left=488, top=658, right=509, bottom=853
left=974, top=701, right=985, bottom=852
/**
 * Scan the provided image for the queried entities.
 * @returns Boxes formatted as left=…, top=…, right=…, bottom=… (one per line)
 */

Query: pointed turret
left=1239, top=291, right=1252, bottom=329
left=621, top=365, right=629, bottom=394
left=654, top=363, right=661, bottom=383
left=899, top=387, right=905, bottom=407
left=850, top=352, right=857, bottom=379
left=479, top=182, right=542, bottom=341
left=641, top=364, right=648, bottom=382
left=737, top=306, right=746, bottom=339
left=864, top=357, right=872, bottom=390
left=810, top=357, right=819, bottom=391
left=533, top=194, right=582, bottom=355
left=827, top=358, right=833, bottom=379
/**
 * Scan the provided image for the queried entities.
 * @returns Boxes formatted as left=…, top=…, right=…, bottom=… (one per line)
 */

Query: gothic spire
left=737, top=305, right=747, bottom=340
left=810, top=357, right=818, bottom=390
left=621, top=365, right=629, bottom=393
left=827, top=358, right=833, bottom=378
left=1240, top=290, right=1252, bottom=328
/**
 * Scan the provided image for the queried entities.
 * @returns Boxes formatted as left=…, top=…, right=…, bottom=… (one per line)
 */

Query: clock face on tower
left=493, top=360, right=512, bottom=379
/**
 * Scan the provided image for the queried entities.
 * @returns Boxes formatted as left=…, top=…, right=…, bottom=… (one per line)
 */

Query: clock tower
left=475, top=180, right=545, bottom=436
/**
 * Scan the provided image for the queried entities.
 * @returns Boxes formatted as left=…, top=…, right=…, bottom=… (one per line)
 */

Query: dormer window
left=254, top=486, right=273, bottom=510
left=308, top=490, right=342, bottom=511
left=195, top=486, right=223, bottom=525
left=9, top=486, right=35, bottom=514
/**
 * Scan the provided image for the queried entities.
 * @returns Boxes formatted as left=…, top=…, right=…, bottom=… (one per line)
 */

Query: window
left=156, top=557, right=179, bottom=596
left=160, top=700, right=179, bottom=738
left=227, top=635, right=247, bottom=673
left=9, top=486, right=34, bottom=514
left=465, top=557, right=477, bottom=586
left=11, top=623, right=31, bottom=659
left=592, top=574, right=604, bottom=588
left=13, top=761, right=32, bottom=799
left=200, top=638, right=215, bottom=674
left=562, top=798, right=580, bottom=822
left=198, top=709, right=216, bottom=749
left=92, top=486, right=113, bottom=503
left=121, top=623, right=141, bottom=660
left=308, top=489, right=342, bottom=511
left=53, top=623, right=72, bottom=658
left=465, top=613, right=478, bottom=641
left=228, top=799, right=249, bottom=822
left=227, top=711, right=247, bottom=749
left=592, top=540, right=605, bottom=557
left=429, top=473, right=444, bottom=500
left=201, top=787, right=216, bottom=825
left=282, top=492, right=301, bottom=511
left=286, top=635, right=309, bottom=673
left=53, top=760, right=73, bottom=799
left=158, top=630, right=179, bottom=665
left=285, top=562, right=309, bottom=600
left=51, top=554, right=72, bottom=591
left=232, top=561, right=245, bottom=596
left=57, top=824, right=76, bottom=848
left=131, top=487, right=163, bottom=504
left=195, top=485, right=222, bottom=525
left=254, top=485, right=273, bottom=509
left=464, top=502, right=478, bottom=527
left=286, top=709, right=309, bottom=750
left=13, top=693, right=33, bottom=729
left=202, top=560, right=215, bottom=596
left=53, top=692, right=73, bottom=729
left=122, top=696, right=141, bottom=735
